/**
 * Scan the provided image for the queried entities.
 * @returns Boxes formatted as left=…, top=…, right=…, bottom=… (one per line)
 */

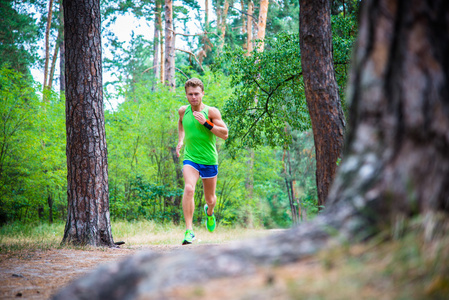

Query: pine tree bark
left=241, top=0, right=246, bottom=43
left=327, top=0, right=449, bottom=215
left=152, top=0, right=161, bottom=89
left=158, top=4, right=164, bottom=84
left=59, top=0, right=65, bottom=94
left=246, top=0, right=253, bottom=55
left=48, top=32, right=59, bottom=90
left=299, top=0, right=345, bottom=207
left=43, top=0, right=54, bottom=91
left=164, top=0, right=175, bottom=88
left=218, top=0, right=230, bottom=51
left=205, top=0, right=210, bottom=31
left=62, top=0, right=115, bottom=246
left=256, top=0, right=268, bottom=51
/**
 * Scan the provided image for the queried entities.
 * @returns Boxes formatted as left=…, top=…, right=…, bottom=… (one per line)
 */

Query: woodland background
left=0, top=0, right=358, bottom=227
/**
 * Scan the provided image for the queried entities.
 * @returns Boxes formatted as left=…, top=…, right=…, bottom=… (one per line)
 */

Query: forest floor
left=1, top=244, right=211, bottom=299
left=1, top=222, right=449, bottom=299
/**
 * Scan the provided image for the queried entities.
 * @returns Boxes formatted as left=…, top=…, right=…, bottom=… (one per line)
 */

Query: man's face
left=185, top=86, right=204, bottom=107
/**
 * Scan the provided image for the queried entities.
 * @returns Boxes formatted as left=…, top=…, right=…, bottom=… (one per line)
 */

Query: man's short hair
left=185, top=78, right=204, bottom=92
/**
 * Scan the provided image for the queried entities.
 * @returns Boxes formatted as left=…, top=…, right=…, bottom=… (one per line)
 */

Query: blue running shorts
left=183, top=160, right=218, bottom=179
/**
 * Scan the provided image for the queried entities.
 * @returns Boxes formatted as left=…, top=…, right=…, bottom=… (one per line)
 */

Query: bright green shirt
left=182, top=104, right=218, bottom=165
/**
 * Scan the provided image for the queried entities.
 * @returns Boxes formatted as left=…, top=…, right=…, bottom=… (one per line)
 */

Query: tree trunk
left=218, top=0, right=230, bottom=51
left=48, top=33, right=59, bottom=90
left=43, top=0, right=54, bottom=92
left=245, top=150, right=254, bottom=199
left=299, top=0, right=345, bottom=207
left=285, top=149, right=299, bottom=225
left=246, top=0, right=253, bottom=55
left=164, top=0, right=175, bottom=89
left=241, top=0, right=246, bottom=48
left=327, top=0, right=449, bottom=215
left=205, top=0, right=210, bottom=31
left=158, top=5, right=164, bottom=84
left=152, top=0, right=161, bottom=89
left=59, top=0, right=65, bottom=94
left=47, top=194, right=54, bottom=223
left=169, top=146, right=183, bottom=224
left=62, top=0, right=115, bottom=247
left=256, top=0, right=268, bottom=51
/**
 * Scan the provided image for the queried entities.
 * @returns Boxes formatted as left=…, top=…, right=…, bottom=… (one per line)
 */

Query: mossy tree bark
left=299, top=0, right=346, bottom=207
left=62, top=0, right=114, bottom=247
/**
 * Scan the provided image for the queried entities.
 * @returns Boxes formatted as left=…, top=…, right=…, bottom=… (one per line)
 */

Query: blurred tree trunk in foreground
left=62, top=0, right=115, bottom=247
left=326, top=0, right=449, bottom=215
left=300, top=0, right=346, bottom=207
left=53, top=0, right=449, bottom=297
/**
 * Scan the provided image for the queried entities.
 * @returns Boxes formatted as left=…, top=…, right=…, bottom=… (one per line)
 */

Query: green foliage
left=0, top=67, right=40, bottom=223
left=266, top=0, right=300, bottom=38
left=111, top=175, right=183, bottom=222
left=217, top=33, right=309, bottom=151
left=0, top=1, right=40, bottom=74
left=0, top=3, right=361, bottom=229
left=0, top=67, right=66, bottom=225
left=103, top=33, right=154, bottom=90
left=331, top=8, right=359, bottom=107
left=105, top=72, right=238, bottom=224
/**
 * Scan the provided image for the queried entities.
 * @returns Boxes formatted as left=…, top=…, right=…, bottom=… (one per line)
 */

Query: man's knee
left=184, top=184, right=195, bottom=197
left=204, top=194, right=216, bottom=204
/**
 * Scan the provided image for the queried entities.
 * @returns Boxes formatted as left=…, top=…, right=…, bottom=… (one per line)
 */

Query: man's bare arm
left=191, top=107, right=228, bottom=140
left=208, top=107, right=228, bottom=140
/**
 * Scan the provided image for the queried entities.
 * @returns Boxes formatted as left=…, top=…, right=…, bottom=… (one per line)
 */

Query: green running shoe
left=182, top=229, right=195, bottom=245
left=204, top=204, right=216, bottom=232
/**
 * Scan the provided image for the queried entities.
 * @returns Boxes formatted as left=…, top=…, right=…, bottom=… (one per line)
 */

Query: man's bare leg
left=203, top=176, right=217, bottom=215
left=182, top=166, right=200, bottom=230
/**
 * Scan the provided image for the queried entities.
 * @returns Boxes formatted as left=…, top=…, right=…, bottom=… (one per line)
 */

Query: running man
left=176, top=78, right=228, bottom=245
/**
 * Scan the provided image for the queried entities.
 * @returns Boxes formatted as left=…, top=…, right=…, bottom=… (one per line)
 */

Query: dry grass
left=0, top=220, right=273, bottom=253
left=112, top=220, right=273, bottom=247
left=0, top=222, right=64, bottom=254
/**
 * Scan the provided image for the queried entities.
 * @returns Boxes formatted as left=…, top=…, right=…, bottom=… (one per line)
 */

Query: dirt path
left=0, top=244, right=375, bottom=300
left=0, top=240, right=411, bottom=300
left=0, top=244, right=214, bottom=299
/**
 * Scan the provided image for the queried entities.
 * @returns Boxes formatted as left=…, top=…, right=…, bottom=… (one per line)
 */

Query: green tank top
left=182, top=104, right=218, bottom=165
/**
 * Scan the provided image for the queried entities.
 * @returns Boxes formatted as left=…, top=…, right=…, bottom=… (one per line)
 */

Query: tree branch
left=167, top=28, right=222, bottom=40
left=243, top=73, right=303, bottom=138
left=175, top=48, right=205, bottom=72
left=228, top=6, right=257, bottom=19
left=251, top=77, right=269, bottom=95
left=242, top=110, right=267, bottom=140
left=142, top=65, right=159, bottom=74
left=176, top=67, right=189, bottom=79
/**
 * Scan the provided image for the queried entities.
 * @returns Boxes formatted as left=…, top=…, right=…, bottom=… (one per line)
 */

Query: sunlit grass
left=0, top=222, right=65, bottom=253
left=0, top=220, right=275, bottom=252
left=112, top=220, right=273, bottom=247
